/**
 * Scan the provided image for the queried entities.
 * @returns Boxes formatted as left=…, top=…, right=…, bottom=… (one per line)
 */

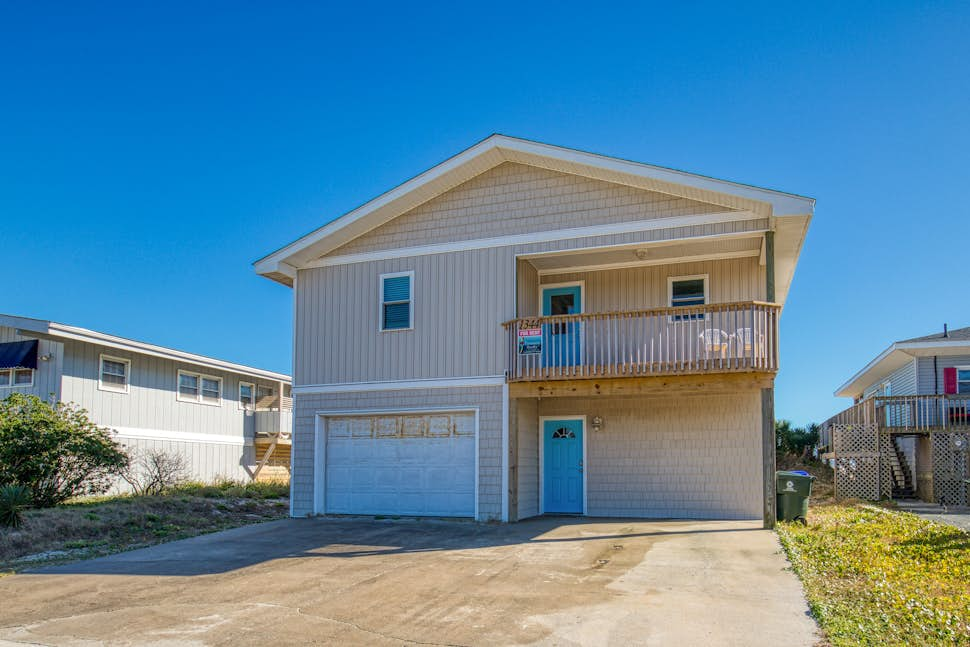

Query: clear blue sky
left=2, top=2, right=968, bottom=425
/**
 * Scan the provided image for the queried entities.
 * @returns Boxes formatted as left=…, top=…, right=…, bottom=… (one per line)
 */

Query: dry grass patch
left=0, top=480, right=288, bottom=573
left=778, top=503, right=970, bottom=646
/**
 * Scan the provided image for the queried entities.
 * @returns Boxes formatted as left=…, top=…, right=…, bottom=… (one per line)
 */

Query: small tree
left=121, top=448, right=189, bottom=495
left=776, top=419, right=820, bottom=458
left=0, top=393, right=129, bottom=507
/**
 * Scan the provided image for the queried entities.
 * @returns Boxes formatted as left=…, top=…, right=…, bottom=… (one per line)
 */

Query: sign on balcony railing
left=503, top=301, right=779, bottom=381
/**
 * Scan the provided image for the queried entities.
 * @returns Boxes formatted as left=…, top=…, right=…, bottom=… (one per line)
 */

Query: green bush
left=776, top=419, right=820, bottom=457
left=0, top=393, right=129, bottom=507
left=0, top=484, right=31, bottom=528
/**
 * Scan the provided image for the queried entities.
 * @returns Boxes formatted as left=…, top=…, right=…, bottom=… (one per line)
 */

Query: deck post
left=765, top=231, right=775, bottom=302
left=762, top=387, right=776, bottom=528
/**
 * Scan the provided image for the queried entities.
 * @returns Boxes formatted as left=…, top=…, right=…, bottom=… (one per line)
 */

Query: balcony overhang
left=518, top=231, right=767, bottom=276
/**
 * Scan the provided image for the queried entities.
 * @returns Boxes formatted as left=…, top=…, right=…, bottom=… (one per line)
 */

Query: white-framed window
left=668, top=274, right=708, bottom=320
left=98, top=355, right=130, bottom=393
left=958, top=368, right=970, bottom=395
left=0, top=368, right=34, bottom=388
left=380, top=271, right=414, bottom=331
left=177, top=369, right=222, bottom=406
left=239, top=381, right=255, bottom=410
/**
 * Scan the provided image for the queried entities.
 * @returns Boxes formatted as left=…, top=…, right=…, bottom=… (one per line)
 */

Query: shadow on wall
left=32, top=515, right=760, bottom=578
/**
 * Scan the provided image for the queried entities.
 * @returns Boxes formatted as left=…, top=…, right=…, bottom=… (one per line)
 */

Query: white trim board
left=303, top=210, right=757, bottom=269
left=293, top=376, right=506, bottom=395
left=108, top=426, right=250, bottom=446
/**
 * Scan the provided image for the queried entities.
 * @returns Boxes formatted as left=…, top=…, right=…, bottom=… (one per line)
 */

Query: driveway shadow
left=29, top=516, right=761, bottom=577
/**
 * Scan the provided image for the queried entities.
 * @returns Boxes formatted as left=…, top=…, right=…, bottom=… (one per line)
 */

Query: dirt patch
left=0, top=485, right=289, bottom=573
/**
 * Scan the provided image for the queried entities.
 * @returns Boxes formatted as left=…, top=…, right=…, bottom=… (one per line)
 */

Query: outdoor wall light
left=591, top=416, right=604, bottom=432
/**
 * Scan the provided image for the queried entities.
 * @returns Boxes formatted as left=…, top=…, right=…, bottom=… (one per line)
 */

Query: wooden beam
left=762, top=387, right=776, bottom=529
left=508, top=372, right=775, bottom=399
left=252, top=435, right=279, bottom=481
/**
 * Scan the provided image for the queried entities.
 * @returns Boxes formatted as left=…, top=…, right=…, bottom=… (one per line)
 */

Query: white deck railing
left=503, top=301, right=780, bottom=382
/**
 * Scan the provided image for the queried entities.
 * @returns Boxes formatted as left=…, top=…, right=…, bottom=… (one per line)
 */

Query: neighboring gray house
left=825, top=325, right=970, bottom=501
left=255, top=135, right=814, bottom=526
left=0, top=314, right=292, bottom=484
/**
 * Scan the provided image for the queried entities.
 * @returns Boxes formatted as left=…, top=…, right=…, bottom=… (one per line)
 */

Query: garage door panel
left=324, top=412, right=476, bottom=518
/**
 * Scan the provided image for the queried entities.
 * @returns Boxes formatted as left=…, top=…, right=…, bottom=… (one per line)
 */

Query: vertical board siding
left=326, top=163, right=728, bottom=257
left=516, top=259, right=539, bottom=317
left=296, top=247, right=515, bottom=385
left=0, top=326, right=63, bottom=399
left=110, top=436, right=255, bottom=490
left=291, top=386, right=503, bottom=520
left=538, top=256, right=765, bottom=311
left=537, top=392, right=763, bottom=519
left=918, top=355, right=970, bottom=395
left=59, top=340, right=265, bottom=439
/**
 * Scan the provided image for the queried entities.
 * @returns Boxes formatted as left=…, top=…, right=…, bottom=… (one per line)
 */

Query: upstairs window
left=959, top=369, right=970, bottom=395
left=668, top=275, right=708, bottom=320
left=99, top=355, right=130, bottom=393
left=178, top=370, right=222, bottom=406
left=0, top=369, right=33, bottom=388
left=380, top=271, right=414, bottom=331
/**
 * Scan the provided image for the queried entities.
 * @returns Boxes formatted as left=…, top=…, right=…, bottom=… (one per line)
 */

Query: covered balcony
left=504, top=301, right=779, bottom=382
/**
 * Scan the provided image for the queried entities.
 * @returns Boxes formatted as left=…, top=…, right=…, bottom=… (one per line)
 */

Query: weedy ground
left=0, top=480, right=288, bottom=574
left=778, top=500, right=970, bottom=646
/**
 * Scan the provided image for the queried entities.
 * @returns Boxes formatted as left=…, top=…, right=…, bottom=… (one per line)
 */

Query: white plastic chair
left=698, top=329, right=730, bottom=358
left=736, top=327, right=766, bottom=359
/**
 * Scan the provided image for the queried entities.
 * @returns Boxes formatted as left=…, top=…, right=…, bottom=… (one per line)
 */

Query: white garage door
left=324, top=411, right=476, bottom=517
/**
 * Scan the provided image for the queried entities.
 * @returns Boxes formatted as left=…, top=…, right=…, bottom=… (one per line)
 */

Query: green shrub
left=0, top=484, right=31, bottom=528
left=0, top=393, right=129, bottom=507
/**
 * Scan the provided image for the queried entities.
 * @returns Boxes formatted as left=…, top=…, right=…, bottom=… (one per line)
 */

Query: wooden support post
left=508, top=397, right=519, bottom=522
left=762, top=387, right=776, bottom=528
left=764, top=231, right=775, bottom=303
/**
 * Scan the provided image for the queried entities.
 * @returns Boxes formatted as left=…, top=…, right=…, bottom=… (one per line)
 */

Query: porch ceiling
left=522, top=234, right=764, bottom=275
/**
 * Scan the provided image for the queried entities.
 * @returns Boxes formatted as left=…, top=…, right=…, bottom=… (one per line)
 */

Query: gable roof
left=254, top=134, right=815, bottom=289
left=0, top=314, right=290, bottom=383
left=835, top=325, right=970, bottom=398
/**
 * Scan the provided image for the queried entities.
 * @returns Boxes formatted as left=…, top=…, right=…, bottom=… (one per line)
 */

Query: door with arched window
left=542, top=418, right=584, bottom=514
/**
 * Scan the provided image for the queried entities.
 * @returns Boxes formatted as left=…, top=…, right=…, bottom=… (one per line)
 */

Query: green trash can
left=776, top=471, right=815, bottom=523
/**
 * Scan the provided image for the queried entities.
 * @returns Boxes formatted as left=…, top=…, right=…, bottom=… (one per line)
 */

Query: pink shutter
left=943, top=367, right=958, bottom=394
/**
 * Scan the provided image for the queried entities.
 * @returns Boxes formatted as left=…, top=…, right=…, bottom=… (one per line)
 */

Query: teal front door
left=543, top=418, right=584, bottom=514
left=541, top=284, right=582, bottom=367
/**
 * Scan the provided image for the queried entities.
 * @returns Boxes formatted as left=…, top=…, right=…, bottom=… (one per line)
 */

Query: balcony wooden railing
left=502, top=301, right=779, bottom=382
left=822, top=394, right=970, bottom=442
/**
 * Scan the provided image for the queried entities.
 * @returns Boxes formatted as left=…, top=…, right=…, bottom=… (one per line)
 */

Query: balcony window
left=959, top=369, right=970, bottom=395
left=669, top=274, right=708, bottom=320
left=239, top=381, right=255, bottom=410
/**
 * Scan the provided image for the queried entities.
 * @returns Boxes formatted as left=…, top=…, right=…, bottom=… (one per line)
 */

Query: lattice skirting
left=933, top=432, right=970, bottom=507
left=831, top=425, right=970, bottom=504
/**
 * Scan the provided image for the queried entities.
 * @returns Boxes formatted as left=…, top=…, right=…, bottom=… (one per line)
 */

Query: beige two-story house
left=256, top=135, right=813, bottom=526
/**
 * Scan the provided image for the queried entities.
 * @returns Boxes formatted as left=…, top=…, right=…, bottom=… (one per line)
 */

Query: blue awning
left=0, top=339, right=38, bottom=369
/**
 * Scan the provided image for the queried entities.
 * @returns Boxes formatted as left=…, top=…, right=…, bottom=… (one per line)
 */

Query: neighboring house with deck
left=255, top=135, right=814, bottom=526
left=0, top=314, right=292, bottom=485
left=823, top=325, right=970, bottom=504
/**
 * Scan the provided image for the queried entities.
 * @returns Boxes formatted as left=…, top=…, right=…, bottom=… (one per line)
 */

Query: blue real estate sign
left=517, top=327, right=542, bottom=355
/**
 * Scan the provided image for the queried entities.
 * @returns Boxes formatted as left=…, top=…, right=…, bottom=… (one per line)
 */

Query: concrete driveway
left=0, top=517, right=818, bottom=646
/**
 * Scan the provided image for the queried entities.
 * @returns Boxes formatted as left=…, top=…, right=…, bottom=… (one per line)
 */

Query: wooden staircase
left=888, top=437, right=915, bottom=498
